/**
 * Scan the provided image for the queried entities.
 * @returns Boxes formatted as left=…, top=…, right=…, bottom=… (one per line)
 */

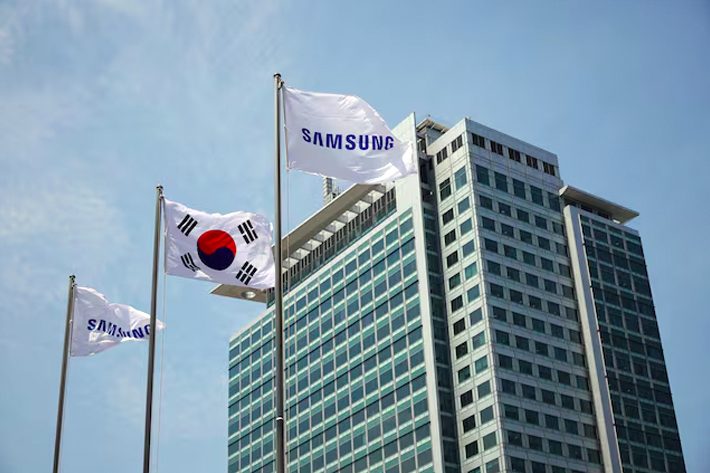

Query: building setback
left=219, top=114, right=686, bottom=473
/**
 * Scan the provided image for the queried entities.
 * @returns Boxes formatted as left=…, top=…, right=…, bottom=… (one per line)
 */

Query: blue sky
left=1, top=1, right=708, bottom=472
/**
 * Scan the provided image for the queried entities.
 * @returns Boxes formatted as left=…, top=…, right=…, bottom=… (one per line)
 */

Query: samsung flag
left=71, top=287, right=164, bottom=357
left=283, top=85, right=416, bottom=184
left=164, top=199, right=276, bottom=289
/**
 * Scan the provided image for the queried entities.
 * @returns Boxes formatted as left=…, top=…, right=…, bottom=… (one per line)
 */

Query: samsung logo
left=301, top=128, right=395, bottom=151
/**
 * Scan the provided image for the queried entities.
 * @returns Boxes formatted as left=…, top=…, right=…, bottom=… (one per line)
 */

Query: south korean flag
left=164, top=198, right=276, bottom=289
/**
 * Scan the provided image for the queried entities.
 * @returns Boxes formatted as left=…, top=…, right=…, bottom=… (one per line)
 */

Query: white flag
left=164, top=198, right=276, bottom=288
left=71, top=287, right=164, bottom=357
left=283, top=85, right=416, bottom=184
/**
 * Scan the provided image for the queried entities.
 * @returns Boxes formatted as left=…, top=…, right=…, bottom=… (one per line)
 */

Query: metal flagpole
left=143, top=185, right=164, bottom=473
left=273, top=73, right=286, bottom=473
left=53, top=274, right=76, bottom=473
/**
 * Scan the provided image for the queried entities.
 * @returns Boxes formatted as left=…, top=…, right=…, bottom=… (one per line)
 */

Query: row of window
left=286, top=237, right=416, bottom=340
left=475, top=164, right=559, bottom=207
left=508, top=451, right=599, bottom=473
left=285, top=286, right=420, bottom=378
left=507, top=430, right=601, bottom=463
left=498, top=377, right=594, bottom=416
left=481, top=214, right=568, bottom=265
left=434, top=131, right=557, bottom=178
left=497, top=338, right=588, bottom=382
left=615, top=420, right=682, bottom=452
left=484, top=240, right=572, bottom=287
left=582, top=223, right=643, bottom=256
left=596, top=302, right=660, bottom=338
left=489, top=281, right=578, bottom=316
left=618, top=441, right=684, bottom=472
left=286, top=321, right=424, bottom=410
left=478, top=194, right=565, bottom=236
left=487, top=259, right=572, bottom=300
left=607, top=371, right=675, bottom=408
left=283, top=215, right=414, bottom=323
left=498, top=353, right=589, bottom=398
left=288, top=375, right=429, bottom=462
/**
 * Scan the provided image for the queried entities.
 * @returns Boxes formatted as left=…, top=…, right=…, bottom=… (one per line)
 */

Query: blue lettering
left=313, top=132, right=323, bottom=147
left=385, top=137, right=394, bottom=150
left=372, top=136, right=383, bottom=150
left=97, top=319, right=107, bottom=333
left=302, top=128, right=311, bottom=143
left=87, top=319, right=96, bottom=330
left=107, top=323, right=116, bottom=336
left=325, top=134, right=342, bottom=149
left=358, top=135, right=369, bottom=150
left=345, top=135, right=356, bottom=150
left=144, top=324, right=151, bottom=336
left=132, top=328, right=145, bottom=339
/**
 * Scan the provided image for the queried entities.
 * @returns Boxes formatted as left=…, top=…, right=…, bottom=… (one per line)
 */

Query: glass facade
left=226, top=116, right=686, bottom=473
left=578, top=214, right=686, bottom=473
left=229, top=210, right=435, bottom=473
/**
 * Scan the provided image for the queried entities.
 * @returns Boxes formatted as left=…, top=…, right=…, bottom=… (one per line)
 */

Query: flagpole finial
left=69, top=275, right=75, bottom=283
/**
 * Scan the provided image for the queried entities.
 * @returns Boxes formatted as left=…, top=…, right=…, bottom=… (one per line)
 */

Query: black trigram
left=181, top=253, right=201, bottom=272
left=236, top=262, right=258, bottom=285
left=238, top=220, right=258, bottom=244
left=177, top=214, right=198, bottom=236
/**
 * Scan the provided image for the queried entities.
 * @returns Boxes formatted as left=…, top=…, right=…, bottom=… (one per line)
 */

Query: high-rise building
left=218, top=114, right=686, bottom=473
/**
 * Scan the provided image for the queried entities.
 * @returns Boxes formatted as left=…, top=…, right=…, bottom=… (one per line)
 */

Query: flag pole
left=143, top=185, right=163, bottom=473
left=273, top=73, right=286, bottom=473
left=53, top=274, right=76, bottom=473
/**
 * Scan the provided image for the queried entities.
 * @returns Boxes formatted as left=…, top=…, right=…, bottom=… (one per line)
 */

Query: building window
left=478, top=380, right=492, bottom=398
left=482, top=216, right=496, bottom=231
left=482, top=432, right=497, bottom=450
left=490, top=283, right=505, bottom=298
left=530, top=186, right=544, bottom=206
left=526, top=154, right=538, bottom=169
left=543, top=161, right=556, bottom=176
left=484, top=239, right=499, bottom=253
left=494, top=172, right=508, bottom=192
left=455, top=165, right=467, bottom=189
left=528, top=435, right=543, bottom=451
left=522, top=251, right=536, bottom=266
left=436, top=147, right=448, bottom=164
left=442, top=208, right=454, bottom=225
left=524, top=408, right=539, bottom=424
left=464, top=262, right=478, bottom=279
left=462, top=414, right=476, bottom=432
left=464, top=441, right=479, bottom=459
left=449, top=273, right=461, bottom=290
left=453, top=317, right=466, bottom=334
left=501, top=379, right=516, bottom=394
left=458, top=197, right=471, bottom=213
left=451, top=134, right=464, bottom=153
left=476, top=165, right=490, bottom=186
left=519, top=360, right=533, bottom=375
left=510, top=457, right=526, bottom=473
left=458, top=366, right=471, bottom=383
left=461, top=390, right=473, bottom=407
left=516, top=208, right=530, bottom=223
left=506, top=266, right=520, bottom=282
left=534, top=215, right=547, bottom=230
left=490, top=141, right=504, bottom=155
left=460, top=219, right=473, bottom=235
left=475, top=355, right=489, bottom=373
left=439, top=178, right=452, bottom=201
left=444, top=230, right=457, bottom=246
left=446, top=251, right=459, bottom=267
left=499, top=202, right=512, bottom=217
left=522, top=385, right=537, bottom=401
left=509, top=148, right=522, bottom=163
left=471, top=133, right=485, bottom=148
left=499, top=354, right=513, bottom=369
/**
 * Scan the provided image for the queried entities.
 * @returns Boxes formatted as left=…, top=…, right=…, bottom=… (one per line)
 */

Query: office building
left=218, top=114, right=686, bottom=473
